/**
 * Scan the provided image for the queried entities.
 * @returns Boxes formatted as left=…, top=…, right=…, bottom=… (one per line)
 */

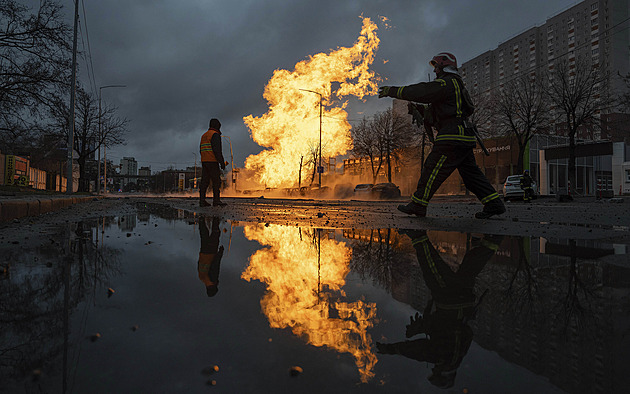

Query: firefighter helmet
left=429, top=52, right=458, bottom=70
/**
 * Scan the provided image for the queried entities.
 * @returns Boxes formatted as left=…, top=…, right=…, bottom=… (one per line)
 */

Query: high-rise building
left=461, top=0, right=629, bottom=141
left=120, top=157, right=138, bottom=176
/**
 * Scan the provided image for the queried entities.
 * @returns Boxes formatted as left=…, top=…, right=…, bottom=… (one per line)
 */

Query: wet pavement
left=1, top=202, right=629, bottom=393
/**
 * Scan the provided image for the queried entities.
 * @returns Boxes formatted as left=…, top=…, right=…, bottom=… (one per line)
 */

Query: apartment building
left=462, top=0, right=629, bottom=112
left=459, top=0, right=630, bottom=196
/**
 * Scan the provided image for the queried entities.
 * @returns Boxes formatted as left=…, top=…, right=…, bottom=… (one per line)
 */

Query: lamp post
left=97, top=85, right=126, bottom=194
left=299, top=89, right=323, bottom=187
left=221, top=135, right=235, bottom=191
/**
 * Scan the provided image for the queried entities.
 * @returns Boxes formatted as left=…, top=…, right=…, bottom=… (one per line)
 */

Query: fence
left=0, top=152, right=67, bottom=191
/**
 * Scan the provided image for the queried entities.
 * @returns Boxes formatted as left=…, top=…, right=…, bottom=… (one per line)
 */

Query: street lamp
left=299, top=89, right=323, bottom=187
left=221, top=135, right=235, bottom=191
left=97, top=84, right=126, bottom=194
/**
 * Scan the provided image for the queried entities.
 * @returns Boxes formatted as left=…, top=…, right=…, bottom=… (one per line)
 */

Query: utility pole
left=66, top=0, right=79, bottom=194
left=299, top=89, right=323, bottom=187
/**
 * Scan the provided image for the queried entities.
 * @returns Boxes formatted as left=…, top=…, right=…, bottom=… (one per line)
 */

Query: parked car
left=353, top=183, right=374, bottom=195
left=502, top=175, right=538, bottom=201
left=334, top=183, right=354, bottom=198
left=371, top=182, right=402, bottom=199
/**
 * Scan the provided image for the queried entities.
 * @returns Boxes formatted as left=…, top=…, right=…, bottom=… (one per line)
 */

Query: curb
left=0, top=196, right=102, bottom=222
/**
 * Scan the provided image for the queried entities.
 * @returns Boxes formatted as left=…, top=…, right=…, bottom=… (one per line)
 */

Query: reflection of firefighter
left=198, top=216, right=224, bottom=297
left=520, top=170, right=534, bottom=203
left=377, top=230, right=503, bottom=389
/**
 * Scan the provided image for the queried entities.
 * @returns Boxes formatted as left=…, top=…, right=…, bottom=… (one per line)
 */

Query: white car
left=502, top=175, right=537, bottom=201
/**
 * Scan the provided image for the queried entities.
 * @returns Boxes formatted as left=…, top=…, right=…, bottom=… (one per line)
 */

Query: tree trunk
left=568, top=130, right=576, bottom=195
left=386, top=142, right=392, bottom=182
left=77, top=156, right=87, bottom=192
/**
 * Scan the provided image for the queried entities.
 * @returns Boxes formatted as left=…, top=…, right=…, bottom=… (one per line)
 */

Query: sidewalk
left=0, top=186, right=101, bottom=222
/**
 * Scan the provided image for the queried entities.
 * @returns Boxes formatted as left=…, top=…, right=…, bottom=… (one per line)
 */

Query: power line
left=79, top=0, right=98, bottom=98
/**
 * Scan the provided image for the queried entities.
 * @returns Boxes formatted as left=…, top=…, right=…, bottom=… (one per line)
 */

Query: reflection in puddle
left=241, top=224, right=377, bottom=382
left=1, top=203, right=628, bottom=393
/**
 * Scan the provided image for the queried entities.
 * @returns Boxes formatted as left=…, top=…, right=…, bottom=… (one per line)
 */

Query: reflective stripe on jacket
left=391, top=73, right=476, bottom=147
left=200, top=128, right=219, bottom=162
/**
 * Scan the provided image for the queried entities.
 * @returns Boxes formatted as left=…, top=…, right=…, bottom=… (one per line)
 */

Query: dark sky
left=65, top=0, right=578, bottom=171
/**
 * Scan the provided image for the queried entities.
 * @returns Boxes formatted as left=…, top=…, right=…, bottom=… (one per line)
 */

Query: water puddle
left=1, top=203, right=629, bottom=393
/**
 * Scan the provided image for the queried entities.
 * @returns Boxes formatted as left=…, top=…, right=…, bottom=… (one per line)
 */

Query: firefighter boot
left=397, top=201, right=427, bottom=217
left=475, top=198, right=506, bottom=219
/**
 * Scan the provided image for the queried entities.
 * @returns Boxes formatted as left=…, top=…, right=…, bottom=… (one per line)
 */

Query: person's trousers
left=522, top=187, right=534, bottom=201
left=200, top=162, right=221, bottom=203
left=411, top=145, right=500, bottom=207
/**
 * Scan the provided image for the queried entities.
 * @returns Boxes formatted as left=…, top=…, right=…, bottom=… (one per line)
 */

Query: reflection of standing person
left=378, top=52, right=505, bottom=219
left=199, top=118, right=227, bottom=207
left=198, top=216, right=224, bottom=297
left=520, top=170, right=534, bottom=203
left=377, top=230, right=503, bottom=389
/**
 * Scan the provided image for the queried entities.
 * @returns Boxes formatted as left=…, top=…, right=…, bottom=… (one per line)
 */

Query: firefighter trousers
left=411, top=145, right=500, bottom=207
left=522, top=187, right=534, bottom=202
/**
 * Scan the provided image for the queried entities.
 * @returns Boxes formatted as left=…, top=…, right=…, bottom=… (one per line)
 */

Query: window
left=626, top=170, right=630, bottom=183
left=591, top=3, right=598, bottom=11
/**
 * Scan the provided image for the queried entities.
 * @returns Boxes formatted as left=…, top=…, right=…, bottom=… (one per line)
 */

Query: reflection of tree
left=348, top=229, right=415, bottom=292
left=502, top=237, right=543, bottom=321
left=556, top=240, right=600, bottom=335
left=0, top=219, right=122, bottom=389
left=490, top=237, right=602, bottom=336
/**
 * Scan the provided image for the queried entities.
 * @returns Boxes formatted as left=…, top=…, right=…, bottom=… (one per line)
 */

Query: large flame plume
left=241, top=224, right=378, bottom=382
left=243, top=17, right=381, bottom=188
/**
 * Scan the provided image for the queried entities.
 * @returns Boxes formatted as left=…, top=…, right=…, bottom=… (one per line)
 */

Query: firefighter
left=199, top=118, right=227, bottom=207
left=198, top=216, right=224, bottom=297
left=376, top=230, right=503, bottom=388
left=520, top=170, right=534, bottom=203
left=378, top=52, right=505, bottom=219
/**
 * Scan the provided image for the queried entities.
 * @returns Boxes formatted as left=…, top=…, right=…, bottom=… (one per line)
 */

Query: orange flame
left=241, top=224, right=378, bottom=382
left=243, top=17, right=381, bottom=188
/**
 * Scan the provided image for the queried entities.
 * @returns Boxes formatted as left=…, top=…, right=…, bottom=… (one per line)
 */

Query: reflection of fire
left=241, top=224, right=378, bottom=382
left=243, top=17, right=381, bottom=188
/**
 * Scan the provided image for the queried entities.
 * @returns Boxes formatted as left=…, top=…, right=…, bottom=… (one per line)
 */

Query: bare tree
left=546, top=57, right=609, bottom=190
left=351, top=117, right=382, bottom=184
left=470, top=92, right=499, bottom=139
left=494, top=75, right=550, bottom=174
left=351, top=110, right=417, bottom=184
left=371, top=108, right=415, bottom=182
left=0, top=0, right=71, bottom=152
left=49, top=86, right=128, bottom=192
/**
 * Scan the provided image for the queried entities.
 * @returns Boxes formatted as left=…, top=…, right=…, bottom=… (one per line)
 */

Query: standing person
left=378, top=52, right=505, bottom=219
left=199, top=118, right=227, bottom=207
left=520, top=170, right=534, bottom=203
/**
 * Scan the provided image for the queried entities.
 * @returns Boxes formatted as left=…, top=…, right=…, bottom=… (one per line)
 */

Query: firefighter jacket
left=386, top=73, right=476, bottom=147
left=520, top=174, right=533, bottom=189
left=200, top=128, right=225, bottom=163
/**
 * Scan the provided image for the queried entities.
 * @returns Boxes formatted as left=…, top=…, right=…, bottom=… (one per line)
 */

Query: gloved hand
left=220, top=161, right=226, bottom=170
left=405, top=312, right=425, bottom=338
left=378, top=86, right=392, bottom=98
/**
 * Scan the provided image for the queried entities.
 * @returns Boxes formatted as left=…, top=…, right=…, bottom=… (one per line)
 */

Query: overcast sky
left=65, top=0, right=579, bottom=172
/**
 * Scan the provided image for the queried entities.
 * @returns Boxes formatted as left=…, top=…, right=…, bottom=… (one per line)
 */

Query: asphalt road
left=3, top=194, right=627, bottom=244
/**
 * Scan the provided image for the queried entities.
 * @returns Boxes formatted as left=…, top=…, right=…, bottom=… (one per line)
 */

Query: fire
left=241, top=224, right=378, bottom=382
left=243, top=17, right=381, bottom=188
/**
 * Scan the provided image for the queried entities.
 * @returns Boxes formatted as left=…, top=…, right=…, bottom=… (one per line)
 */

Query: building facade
left=459, top=0, right=630, bottom=196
